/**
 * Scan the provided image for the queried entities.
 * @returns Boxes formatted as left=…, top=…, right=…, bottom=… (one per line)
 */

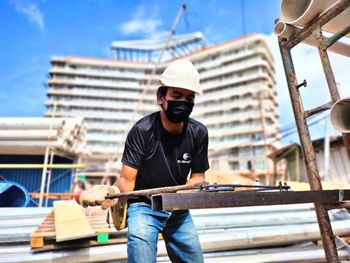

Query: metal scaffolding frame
left=145, top=1, right=350, bottom=262
left=277, top=0, right=350, bottom=261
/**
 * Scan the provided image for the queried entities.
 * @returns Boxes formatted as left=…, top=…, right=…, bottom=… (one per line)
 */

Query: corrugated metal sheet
left=0, top=154, right=75, bottom=207
left=1, top=206, right=350, bottom=262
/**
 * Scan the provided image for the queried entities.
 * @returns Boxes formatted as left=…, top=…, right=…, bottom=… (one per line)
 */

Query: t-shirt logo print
left=177, top=153, right=192, bottom=164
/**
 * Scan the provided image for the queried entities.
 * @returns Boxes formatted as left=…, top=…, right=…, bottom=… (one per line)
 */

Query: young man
left=80, top=59, right=209, bottom=262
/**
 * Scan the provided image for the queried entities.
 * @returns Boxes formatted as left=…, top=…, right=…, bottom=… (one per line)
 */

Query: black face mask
left=162, top=97, right=194, bottom=124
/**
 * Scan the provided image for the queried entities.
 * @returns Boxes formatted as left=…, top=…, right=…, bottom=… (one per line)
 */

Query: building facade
left=45, top=32, right=280, bottom=173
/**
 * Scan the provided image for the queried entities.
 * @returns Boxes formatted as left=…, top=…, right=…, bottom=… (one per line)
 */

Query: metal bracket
left=296, top=79, right=307, bottom=89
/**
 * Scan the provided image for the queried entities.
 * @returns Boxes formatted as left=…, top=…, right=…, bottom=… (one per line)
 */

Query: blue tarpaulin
left=0, top=180, right=30, bottom=207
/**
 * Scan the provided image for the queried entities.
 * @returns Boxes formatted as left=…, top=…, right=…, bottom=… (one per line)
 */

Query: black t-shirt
left=121, top=111, right=209, bottom=203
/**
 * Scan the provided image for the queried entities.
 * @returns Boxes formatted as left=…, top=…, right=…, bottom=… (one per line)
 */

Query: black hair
left=157, top=86, right=168, bottom=97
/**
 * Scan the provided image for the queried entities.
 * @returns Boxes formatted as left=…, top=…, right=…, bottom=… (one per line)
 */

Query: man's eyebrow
left=171, top=91, right=183, bottom=96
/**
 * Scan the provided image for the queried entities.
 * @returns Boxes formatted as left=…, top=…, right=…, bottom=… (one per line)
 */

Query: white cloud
left=10, top=0, right=45, bottom=30
left=204, top=26, right=227, bottom=45
left=119, top=4, right=162, bottom=38
left=264, top=33, right=350, bottom=143
left=121, top=19, right=161, bottom=35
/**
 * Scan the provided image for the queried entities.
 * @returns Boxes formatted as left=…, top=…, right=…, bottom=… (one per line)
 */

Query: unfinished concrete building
left=45, top=32, right=280, bottom=174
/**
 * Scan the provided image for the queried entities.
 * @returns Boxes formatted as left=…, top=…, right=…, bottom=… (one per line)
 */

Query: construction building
left=45, top=32, right=280, bottom=174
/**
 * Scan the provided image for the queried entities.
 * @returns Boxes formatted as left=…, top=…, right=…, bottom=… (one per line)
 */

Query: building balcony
left=45, top=110, right=146, bottom=121
left=194, top=46, right=274, bottom=73
left=200, top=72, right=274, bottom=93
left=46, top=88, right=155, bottom=101
left=86, top=133, right=126, bottom=143
left=199, top=58, right=273, bottom=82
left=47, top=78, right=142, bottom=90
left=50, top=67, right=154, bottom=81
left=45, top=99, right=157, bottom=112
left=195, top=89, right=278, bottom=112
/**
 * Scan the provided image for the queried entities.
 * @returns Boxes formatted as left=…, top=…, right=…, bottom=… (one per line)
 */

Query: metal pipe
left=325, top=24, right=350, bottom=48
left=282, top=0, right=350, bottom=49
left=324, top=115, right=331, bottom=181
left=304, top=101, right=333, bottom=119
left=274, top=21, right=350, bottom=57
left=0, top=164, right=85, bottom=169
left=38, top=147, right=50, bottom=208
left=315, top=29, right=341, bottom=103
left=330, top=97, right=350, bottom=133
left=280, top=0, right=350, bottom=37
left=44, top=150, right=55, bottom=207
left=278, top=41, right=323, bottom=191
left=278, top=37, right=339, bottom=262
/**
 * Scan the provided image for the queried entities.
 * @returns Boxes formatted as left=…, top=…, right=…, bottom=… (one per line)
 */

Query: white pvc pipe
left=0, top=130, right=58, bottom=140
left=330, top=97, right=350, bottom=133
left=274, top=21, right=350, bottom=57
left=280, top=0, right=350, bottom=38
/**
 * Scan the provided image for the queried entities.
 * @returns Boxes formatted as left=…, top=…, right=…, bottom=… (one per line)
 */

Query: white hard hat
left=159, top=59, right=201, bottom=93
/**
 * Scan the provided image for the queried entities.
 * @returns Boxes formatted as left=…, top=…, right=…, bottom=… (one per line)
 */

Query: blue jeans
left=127, top=202, right=203, bottom=263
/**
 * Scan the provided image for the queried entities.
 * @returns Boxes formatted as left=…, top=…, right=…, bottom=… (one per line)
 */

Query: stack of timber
left=0, top=117, right=87, bottom=155
left=1, top=203, right=350, bottom=262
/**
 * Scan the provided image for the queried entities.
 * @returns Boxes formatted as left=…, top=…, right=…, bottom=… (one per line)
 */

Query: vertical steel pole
left=278, top=39, right=339, bottom=262
left=315, top=29, right=341, bottom=103
left=315, top=28, right=350, bottom=160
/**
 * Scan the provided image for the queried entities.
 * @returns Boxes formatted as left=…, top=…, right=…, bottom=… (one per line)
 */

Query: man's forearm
left=114, top=176, right=135, bottom=193
left=186, top=173, right=205, bottom=185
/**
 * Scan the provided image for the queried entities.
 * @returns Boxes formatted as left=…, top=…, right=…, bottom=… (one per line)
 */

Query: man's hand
left=79, top=185, right=120, bottom=210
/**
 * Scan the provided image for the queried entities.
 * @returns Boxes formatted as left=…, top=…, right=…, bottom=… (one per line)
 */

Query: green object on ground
left=97, top=233, right=109, bottom=242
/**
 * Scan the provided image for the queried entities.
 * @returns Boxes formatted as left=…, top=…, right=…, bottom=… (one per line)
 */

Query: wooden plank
left=53, top=200, right=95, bottom=242
left=30, top=207, right=121, bottom=249
left=30, top=236, right=44, bottom=248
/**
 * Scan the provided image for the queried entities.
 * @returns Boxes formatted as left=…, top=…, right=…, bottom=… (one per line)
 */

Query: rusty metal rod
left=304, top=101, right=333, bottom=119
left=278, top=42, right=323, bottom=191
left=278, top=37, right=340, bottom=262
left=105, top=182, right=206, bottom=199
left=325, top=24, right=350, bottom=48
left=201, top=183, right=291, bottom=191
left=316, top=29, right=341, bottom=103
left=283, top=0, right=350, bottom=50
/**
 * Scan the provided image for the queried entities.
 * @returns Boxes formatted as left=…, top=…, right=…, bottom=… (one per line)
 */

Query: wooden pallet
left=30, top=207, right=128, bottom=251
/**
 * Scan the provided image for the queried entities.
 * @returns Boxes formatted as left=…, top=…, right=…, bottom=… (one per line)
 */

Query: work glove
left=79, top=185, right=120, bottom=210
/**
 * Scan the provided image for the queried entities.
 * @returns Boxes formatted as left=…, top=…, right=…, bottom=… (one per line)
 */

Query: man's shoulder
left=187, top=118, right=208, bottom=135
left=133, top=112, right=160, bottom=132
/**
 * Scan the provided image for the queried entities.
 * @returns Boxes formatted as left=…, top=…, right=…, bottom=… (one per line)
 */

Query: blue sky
left=1, top=0, right=349, bottom=144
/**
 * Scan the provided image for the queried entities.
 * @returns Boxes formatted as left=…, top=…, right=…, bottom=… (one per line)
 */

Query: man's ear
left=156, top=93, right=163, bottom=105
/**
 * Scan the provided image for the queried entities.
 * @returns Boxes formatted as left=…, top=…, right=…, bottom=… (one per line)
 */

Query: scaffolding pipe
left=274, top=21, right=350, bottom=57
left=330, top=97, right=350, bottom=133
left=282, top=0, right=350, bottom=49
left=280, top=0, right=350, bottom=38
left=44, top=150, right=55, bottom=207
left=0, top=164, right=85, bottom=169
left=278, top=39, right=339, bottom=263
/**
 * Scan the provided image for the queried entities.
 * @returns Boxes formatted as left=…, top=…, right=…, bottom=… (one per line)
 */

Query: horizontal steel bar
left=325, top=24, right=350, bottom=48
left=304, top=101, right=333, bottom=119
left=151, top=190, right=350, bottom=211
left=282, top=0, right=350, bottom=49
